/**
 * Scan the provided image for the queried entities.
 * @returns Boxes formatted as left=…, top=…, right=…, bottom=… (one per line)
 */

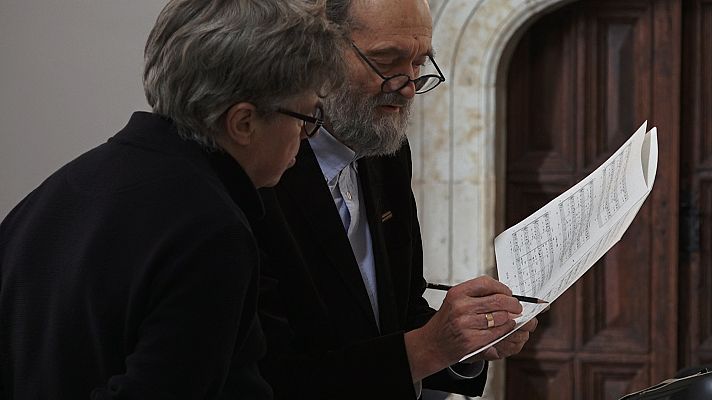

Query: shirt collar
left=309, top=127, right=359, bottom=183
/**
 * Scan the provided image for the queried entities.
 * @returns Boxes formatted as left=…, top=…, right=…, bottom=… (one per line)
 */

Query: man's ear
left=224, top=102, right=258, bottom=146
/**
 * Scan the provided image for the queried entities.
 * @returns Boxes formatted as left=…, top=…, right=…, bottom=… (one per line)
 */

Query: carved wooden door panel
left=504, top=1, right=680, bottom=399
left=679, top=0, right=712, bottom=369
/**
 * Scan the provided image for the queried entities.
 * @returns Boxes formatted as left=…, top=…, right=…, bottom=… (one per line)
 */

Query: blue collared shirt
left=309, top=128, right=379, bottom=327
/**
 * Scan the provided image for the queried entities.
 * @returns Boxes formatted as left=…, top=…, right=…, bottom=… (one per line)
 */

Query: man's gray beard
left=323, top=85, right=412, bottom=157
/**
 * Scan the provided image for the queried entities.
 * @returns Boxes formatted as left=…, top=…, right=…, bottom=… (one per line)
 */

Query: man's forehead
left=350, top=0, right=432, bottom=35
left=349, top=0, right=433, bottom=56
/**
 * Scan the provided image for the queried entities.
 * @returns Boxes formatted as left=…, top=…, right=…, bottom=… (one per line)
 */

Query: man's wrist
left=404, top=328, right=447, bottom=383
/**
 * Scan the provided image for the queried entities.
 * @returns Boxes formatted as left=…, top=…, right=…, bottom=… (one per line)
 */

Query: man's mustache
left=373, top=92, right=412, bottom=108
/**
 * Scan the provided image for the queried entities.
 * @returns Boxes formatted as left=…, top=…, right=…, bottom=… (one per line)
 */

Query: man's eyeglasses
left=276, top=106, right=324, bottom=138
left=351, top=42, right=445, bottom=94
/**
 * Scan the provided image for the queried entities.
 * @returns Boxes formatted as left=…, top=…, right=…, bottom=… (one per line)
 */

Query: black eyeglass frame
left=351, top=42, right=446, bottom=94
left=276, top=106, right=324, bottom=138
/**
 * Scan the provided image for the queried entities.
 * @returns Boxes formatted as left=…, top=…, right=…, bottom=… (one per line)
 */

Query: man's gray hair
left=143, top=0, right=346, bottom=148
left=325, top=0, right=354, bottom=31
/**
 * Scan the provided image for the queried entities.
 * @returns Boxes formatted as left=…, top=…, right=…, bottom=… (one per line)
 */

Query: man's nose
left=397, top=80, right=416, bottom=99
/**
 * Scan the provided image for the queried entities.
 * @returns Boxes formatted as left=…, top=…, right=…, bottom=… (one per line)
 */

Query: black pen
left=426, top=282, right=549, bottom=304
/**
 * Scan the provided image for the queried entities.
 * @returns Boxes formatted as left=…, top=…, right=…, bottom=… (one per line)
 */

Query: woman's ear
left=224, top=102, right=258, bottom=146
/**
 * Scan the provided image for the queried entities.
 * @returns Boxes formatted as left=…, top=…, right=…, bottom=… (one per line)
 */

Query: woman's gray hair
left=143, top=0, right=346, bottom=148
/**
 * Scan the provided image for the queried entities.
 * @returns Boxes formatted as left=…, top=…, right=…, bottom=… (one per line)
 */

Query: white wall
left=0, top=0, right=166, bottom=219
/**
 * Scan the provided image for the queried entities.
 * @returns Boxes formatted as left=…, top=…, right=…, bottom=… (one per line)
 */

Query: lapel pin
left=381, top=211, right=393, bottom=222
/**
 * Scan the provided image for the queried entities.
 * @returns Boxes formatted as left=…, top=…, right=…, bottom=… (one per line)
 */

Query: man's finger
left=519, top=318, right=538, bottom=332
left=466, top=293, right=523, bottom=315
left=454, top=276, right=513, bottom=298
left=481, top=347, right=500, bottom=361
left=473, top=310, right=513, bottom=330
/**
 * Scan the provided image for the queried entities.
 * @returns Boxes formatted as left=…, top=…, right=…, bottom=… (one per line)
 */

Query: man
left=253, top=0, right=538, bottom=398
left=0, top=1, right=343, bottom=398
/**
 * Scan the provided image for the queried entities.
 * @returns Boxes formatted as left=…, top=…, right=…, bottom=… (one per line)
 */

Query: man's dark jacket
left=252, top=139, right=487, bottom=399
left=0, top=112, right=271, bottom=399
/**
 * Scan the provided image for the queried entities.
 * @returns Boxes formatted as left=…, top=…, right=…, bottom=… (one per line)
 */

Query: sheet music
left=461, top=122, right=658, bottom=360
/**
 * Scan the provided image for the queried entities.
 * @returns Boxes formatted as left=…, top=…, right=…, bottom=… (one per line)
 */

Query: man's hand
left=480, top=317, right=538, bottom=360
left=404, top=276, right=522, bottom=382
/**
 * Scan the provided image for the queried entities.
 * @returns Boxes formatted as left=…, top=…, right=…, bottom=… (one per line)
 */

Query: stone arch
left=414, top=0, right=575, bottom=288
left=412, top=1, right=577, bottom=397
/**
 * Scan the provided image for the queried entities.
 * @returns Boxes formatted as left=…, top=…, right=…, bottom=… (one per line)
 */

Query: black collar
left=111, top=112, right=264, bottom=219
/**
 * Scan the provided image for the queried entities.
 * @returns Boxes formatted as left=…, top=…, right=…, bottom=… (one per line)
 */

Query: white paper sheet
left=461, top=122, right=658, bottom=360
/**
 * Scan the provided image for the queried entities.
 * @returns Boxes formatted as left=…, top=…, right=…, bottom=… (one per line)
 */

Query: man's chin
left=373, top=111, right=407, bottom=129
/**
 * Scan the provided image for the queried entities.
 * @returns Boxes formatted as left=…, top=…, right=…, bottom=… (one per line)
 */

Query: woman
left=0, top=0, right=343, bottom=398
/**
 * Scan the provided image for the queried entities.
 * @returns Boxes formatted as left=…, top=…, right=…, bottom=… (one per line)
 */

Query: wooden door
left=679, top=0, right=712, bottom=368
left=504, top=1, right=680, bottom=398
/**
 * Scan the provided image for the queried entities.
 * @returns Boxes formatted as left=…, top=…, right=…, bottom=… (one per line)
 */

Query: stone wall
left=413, top=0, right=575, bottom=398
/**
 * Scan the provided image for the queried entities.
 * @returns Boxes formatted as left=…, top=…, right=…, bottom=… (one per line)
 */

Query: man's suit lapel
left=358, top=157, right=400, bottom=334
left=279, top=141, right=378, bottom=329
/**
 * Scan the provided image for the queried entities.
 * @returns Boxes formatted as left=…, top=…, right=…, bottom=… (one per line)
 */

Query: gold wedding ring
left=485, top=312, right=495, bottom=328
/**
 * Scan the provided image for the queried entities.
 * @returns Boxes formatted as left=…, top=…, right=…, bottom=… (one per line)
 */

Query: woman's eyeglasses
left=276, top=106, right=324, bottom=138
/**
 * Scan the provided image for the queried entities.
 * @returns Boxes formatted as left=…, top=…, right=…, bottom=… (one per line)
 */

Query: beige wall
left=0, top=1, right=165, bottom=219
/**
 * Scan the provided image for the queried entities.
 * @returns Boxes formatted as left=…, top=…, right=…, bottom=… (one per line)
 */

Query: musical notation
left=511, top=213, right=556, bottom=295
left=460, top=122, right=658, bottom=361
left=558, top=182, right=594, bottom=264
left=597, top=144, right=632, bottom=228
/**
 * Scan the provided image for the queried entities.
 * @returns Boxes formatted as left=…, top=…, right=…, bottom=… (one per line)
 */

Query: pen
left=426, top=282, right=549, bottom=304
